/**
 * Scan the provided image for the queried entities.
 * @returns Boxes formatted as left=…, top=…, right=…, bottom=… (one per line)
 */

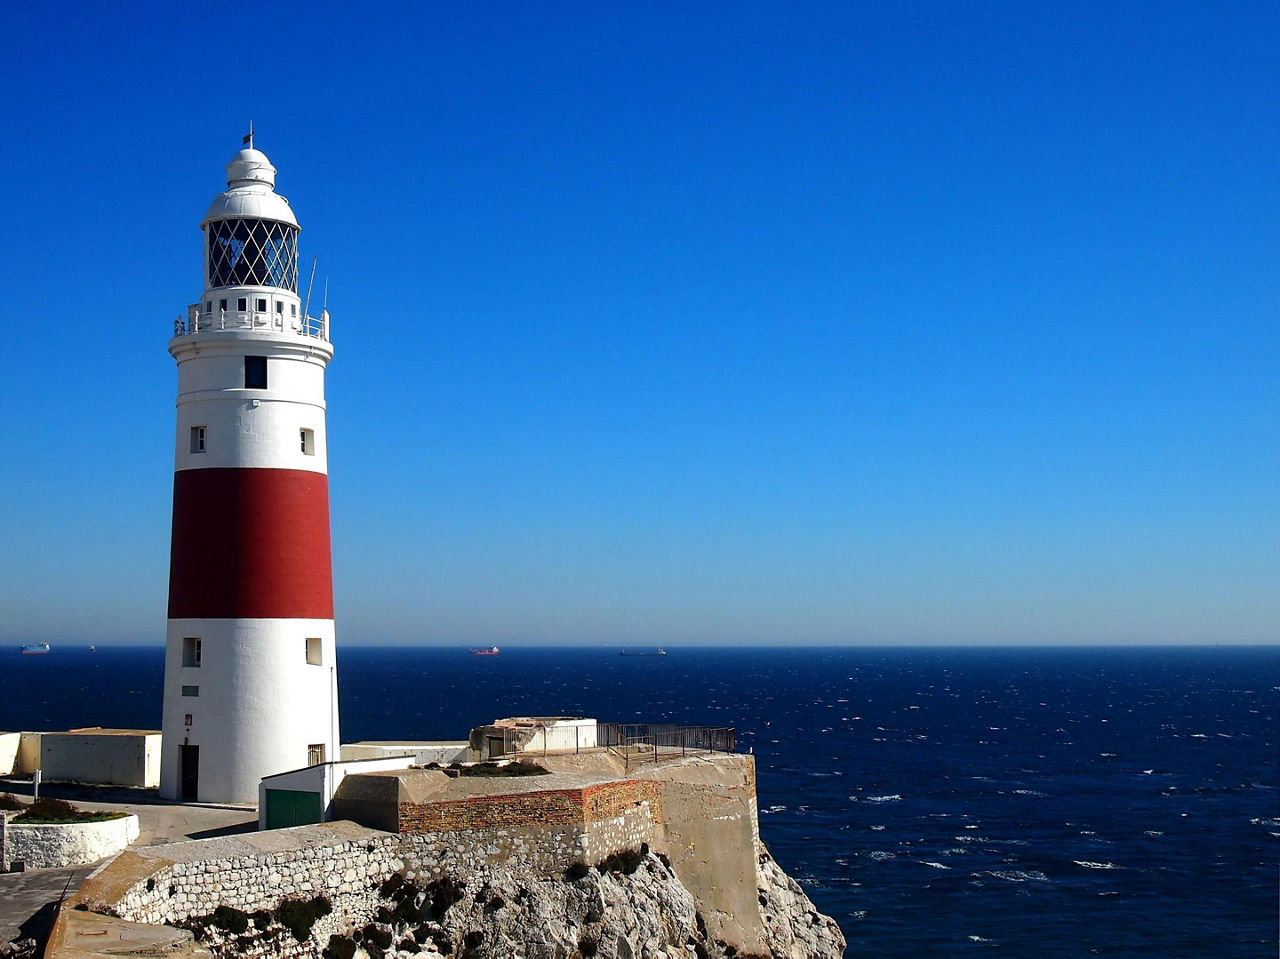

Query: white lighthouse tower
left=159, top=137, right=339, bottom=804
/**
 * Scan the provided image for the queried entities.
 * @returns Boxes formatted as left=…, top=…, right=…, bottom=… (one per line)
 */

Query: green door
left=265, top=788, right=323, bottom=829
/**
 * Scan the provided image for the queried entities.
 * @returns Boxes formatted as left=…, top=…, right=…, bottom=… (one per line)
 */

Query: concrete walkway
left=0, top=778, right=257, bottom=946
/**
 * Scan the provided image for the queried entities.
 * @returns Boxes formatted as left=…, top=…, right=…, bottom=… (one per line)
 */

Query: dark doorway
left=179, top=744, right=199, bottom=801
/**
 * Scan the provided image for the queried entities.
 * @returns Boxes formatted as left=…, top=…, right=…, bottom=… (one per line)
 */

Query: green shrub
left=211, top=906, right=249, bottom=935
left=13, top=797, right=126, bottom=824
left=597, top=848, right=645, bottom=875
left=274, top=895, right=332, bottom=942
left=323, top=935, right=358, bottom=959
left=423, top=877, right=466, bottom=921
left=456, top=761, right=548, bottom=778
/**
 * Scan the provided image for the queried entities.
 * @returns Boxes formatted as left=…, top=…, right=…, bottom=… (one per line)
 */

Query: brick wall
left=398, top=779, right=662, bottom=834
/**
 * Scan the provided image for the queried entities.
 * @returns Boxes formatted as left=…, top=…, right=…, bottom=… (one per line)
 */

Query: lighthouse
left=159, top=138, right=339, bottom=804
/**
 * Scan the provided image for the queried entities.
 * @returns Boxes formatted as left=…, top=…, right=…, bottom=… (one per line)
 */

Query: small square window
left=219, top=298, right=228, bottom=312
left=256, top=298, right=267, bottom=312
left=189, top=426, right=206, bottom=454
left=204, top=301, right=212, bottom=313
left=301, top=429, right=315, bottom=456
left=181, top=685, right=199, bottom=697
left=237, top=297, right=248, bottom=311
left=275, top=301, right=284, bottom=313
left=308, top=743, right=326, bottom=765
left=182, top=637, right=202, bottom=666
left=291, top=304, right=298, bottom=316
left=245, top=356, right=268, bottom=389
left=306, top=637, right=323, bottom=665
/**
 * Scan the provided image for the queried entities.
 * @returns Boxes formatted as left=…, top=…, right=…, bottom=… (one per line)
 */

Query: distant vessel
left=20, top=642, right=51, bottom=655
left=620, top=648, right=667, bottom=657
left=89, top=645, right=97, bottom=653
left=469, top=646, right=500, bottom=656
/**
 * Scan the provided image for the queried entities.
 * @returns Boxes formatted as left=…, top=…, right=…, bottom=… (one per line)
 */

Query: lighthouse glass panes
left=206, top=219, right=298, bottom=290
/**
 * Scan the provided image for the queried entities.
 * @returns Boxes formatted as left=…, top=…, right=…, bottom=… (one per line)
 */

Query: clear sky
left=1, top=2, right=1276, bottom=647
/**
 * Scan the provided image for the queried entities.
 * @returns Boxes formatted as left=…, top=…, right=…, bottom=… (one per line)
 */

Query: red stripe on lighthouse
left=168, top=468, right=334, bottom=620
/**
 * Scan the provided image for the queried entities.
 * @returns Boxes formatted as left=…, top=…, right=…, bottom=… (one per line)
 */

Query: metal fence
left=596, top=723, right=736, bottom=769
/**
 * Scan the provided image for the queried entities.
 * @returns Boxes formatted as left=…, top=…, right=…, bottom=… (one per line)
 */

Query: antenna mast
left=303, top=256, right=318, bottom=319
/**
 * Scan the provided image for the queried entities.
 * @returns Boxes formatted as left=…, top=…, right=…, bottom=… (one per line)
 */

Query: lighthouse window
left=181, top=685, right=199, bottom=697
left=190, top=427, right=206, bottom=454
left=182, top=637, right=202, bottom=667
left=306, top=637, right=323, bottom=665
left=219, top=299, right=228, bottom=312
left=301, top=429, right=315, bottom=456
left=245, top=356, right=268, bottom=389
left=256, top=298, right=267, bottom=313
left=204, top=301, right=212, bottom=314
left=308, top=744, right=326, bottom=766
left=237, top=297, right=248, bottom=311
left=207, top=218, right=299, bottom=291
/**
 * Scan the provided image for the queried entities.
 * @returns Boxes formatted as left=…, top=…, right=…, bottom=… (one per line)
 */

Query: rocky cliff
left=173, top=844, right=843, bottom=959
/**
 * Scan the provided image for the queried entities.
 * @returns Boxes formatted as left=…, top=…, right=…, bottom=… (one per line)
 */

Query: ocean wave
left=867, top=850, right=896, bottom=861
left=1074, top=860, right=1121, bottom=870
left=1143, top=831, right=1164, bottom=837
left=865, top=794, right=902, bottom=803
left=973, top=870, right=1049, bottom=882
left=1013, top=788, right=1047, bottom=797
left=920, top=861, right=951, bottom=869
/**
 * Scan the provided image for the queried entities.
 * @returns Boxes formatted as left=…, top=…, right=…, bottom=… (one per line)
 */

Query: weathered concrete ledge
left=2, top=814, right=139, bottom=869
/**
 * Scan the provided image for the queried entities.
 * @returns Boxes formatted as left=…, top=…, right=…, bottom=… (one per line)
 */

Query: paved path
left=0, top=778, right=257, bottom=946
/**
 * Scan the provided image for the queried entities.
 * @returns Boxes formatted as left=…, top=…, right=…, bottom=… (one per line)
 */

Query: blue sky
left=1, top=2, right=1276, bottom=646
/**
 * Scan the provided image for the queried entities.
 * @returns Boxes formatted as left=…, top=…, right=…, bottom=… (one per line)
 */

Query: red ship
left=469, top=646, right=500, bottom=656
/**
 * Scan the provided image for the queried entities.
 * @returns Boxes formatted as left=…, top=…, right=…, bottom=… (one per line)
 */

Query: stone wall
left=97, top=792, right=663, bottom=929
left=4, top=814, right=139, bottom=869
left=97, top=825, right=403, bottom=929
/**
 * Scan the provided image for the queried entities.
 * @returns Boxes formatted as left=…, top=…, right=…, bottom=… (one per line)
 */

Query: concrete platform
left=0, top=777, right=256, bottom=947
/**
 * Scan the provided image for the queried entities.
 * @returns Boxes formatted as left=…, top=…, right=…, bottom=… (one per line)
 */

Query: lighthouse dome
left=201, top=146, right=299, bottom=229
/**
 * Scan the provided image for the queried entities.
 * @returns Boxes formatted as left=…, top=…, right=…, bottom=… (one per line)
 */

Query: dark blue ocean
left=2, top=645, right=1276, bottom=956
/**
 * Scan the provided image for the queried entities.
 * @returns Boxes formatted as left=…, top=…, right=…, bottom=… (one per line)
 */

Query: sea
left=1, top=644, right=1276, bottom=957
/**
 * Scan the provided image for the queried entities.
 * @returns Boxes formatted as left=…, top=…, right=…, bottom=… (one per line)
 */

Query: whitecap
left=1074, top=860, right=1121, bottom=870
left=1144, top=831, right=1164, bottom=837
left=974, top=870, right=1049, bottom=882
left=921, top=861, right=950, bottom=870
left=865, top=794, right=902, bottom=803
left=968, top=935, right=992, bottom=942
left=1013, top=789, right=1046, bottom=797
left=869, top=825, right=886, bottom=831
left=867, top=851, right=896, bottom=861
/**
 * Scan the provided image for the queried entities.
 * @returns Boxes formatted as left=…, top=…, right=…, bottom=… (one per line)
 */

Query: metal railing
left=597, top=723, right=736, bottom=770
left=173, top=308, right=329, bottom=341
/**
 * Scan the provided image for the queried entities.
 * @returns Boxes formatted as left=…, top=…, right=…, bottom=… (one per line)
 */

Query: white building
left=158, top=137, right=340, bottom=804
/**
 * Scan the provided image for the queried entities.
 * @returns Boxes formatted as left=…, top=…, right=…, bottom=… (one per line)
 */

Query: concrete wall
left=339, top=742, right=468, bottom=764
left=258, top=756, right=416, bottom=829
left=4, top=814, right=139, bottom=869
left=635, top=755, right=764, bottom=948
left=17, top=733, right=42, bottom=774
left=0, top=733, right=19, bottom=775
left=42, top=733, right=161, bottom=787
